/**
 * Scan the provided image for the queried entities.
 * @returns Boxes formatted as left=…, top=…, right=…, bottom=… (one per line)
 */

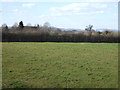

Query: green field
left=2, top=42, right=118, bottom=88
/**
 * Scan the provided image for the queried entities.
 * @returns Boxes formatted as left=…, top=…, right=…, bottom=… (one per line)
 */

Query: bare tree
left=43, top=22, right=50, bottom=28
left=12, top=22, right=18, bottom=30
left=85, top=25, right=94, bottom=31
left=2, top=23, right=8, bottom=31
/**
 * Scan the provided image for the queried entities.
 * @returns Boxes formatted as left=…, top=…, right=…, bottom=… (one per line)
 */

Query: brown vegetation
left=1, top=21, right=119, bottom=43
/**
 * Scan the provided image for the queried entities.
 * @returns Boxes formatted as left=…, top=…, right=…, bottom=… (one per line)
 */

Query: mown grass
left=2, top=42, right=118, bottom=88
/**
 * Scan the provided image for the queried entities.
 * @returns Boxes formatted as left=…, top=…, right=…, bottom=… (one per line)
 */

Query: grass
left=2, top=42, right=118, bottom=88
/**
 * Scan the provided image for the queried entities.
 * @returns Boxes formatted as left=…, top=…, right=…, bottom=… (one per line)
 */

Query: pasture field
left=2, top=42, right=118, bottom=88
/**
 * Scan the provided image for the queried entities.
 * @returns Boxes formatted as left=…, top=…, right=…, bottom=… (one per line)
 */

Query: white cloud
left=22, top=3, right=35, bottom=8
left=91, top=4, right=107, bottom=8
left=1, top=0, right=19, bottom=2
left=86, top=0, right=119, bottom=2
left=115, top=4, right=118, bottom=8
left=12, top=8, right=23, bottom=15
left=39, top=3, right=106, bottom=19
left=39, top=10, right=104, bottom=19
left=0, top=9, right=2, bottom=13
left=49, top=3, right=106, bottom=17
left=50, top=3, right=107, bottom=12
left=72, top=10, right=104, bottom=15
left=39, top=13, right=62, bottom=18
left=0, top=0, right=119, bottom=2
left=50, top=3, right=89, bottom=12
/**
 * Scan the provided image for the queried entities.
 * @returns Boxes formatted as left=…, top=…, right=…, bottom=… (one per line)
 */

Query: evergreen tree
left=19, top=21, right=24, bottom=29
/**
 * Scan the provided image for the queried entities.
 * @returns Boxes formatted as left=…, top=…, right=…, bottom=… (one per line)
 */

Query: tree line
left=1, top=21, right=119, bottom=43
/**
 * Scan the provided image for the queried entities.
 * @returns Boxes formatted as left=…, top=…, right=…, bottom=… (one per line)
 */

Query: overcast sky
left=0, top=0, right=118, bottom=30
